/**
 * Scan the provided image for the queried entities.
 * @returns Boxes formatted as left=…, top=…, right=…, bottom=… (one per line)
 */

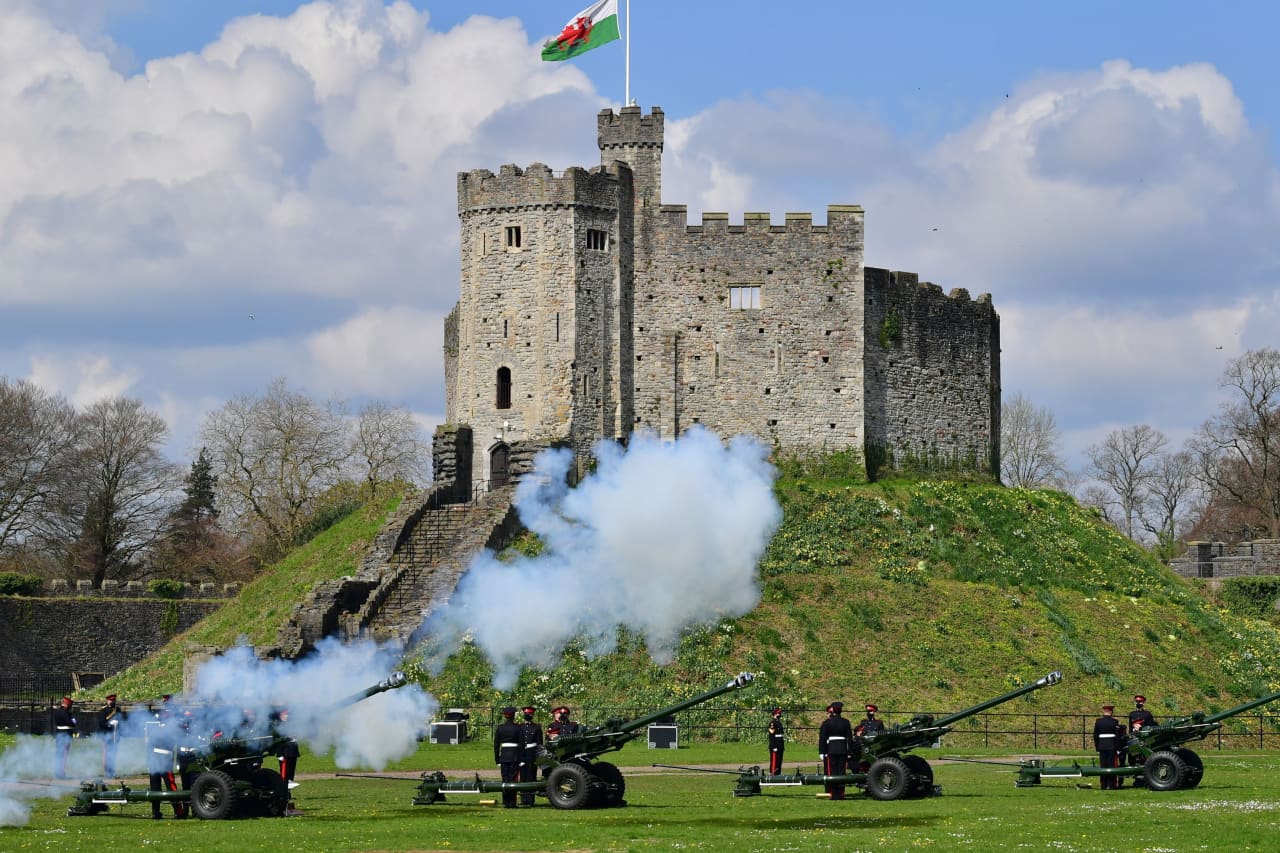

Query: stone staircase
left=274, top=485, right=520, bottom=658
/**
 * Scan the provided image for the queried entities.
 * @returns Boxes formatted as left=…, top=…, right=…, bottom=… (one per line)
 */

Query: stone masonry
left=440, top=105, right=1000, bottom=488
left=1169, top=540, right=1280, bottom=579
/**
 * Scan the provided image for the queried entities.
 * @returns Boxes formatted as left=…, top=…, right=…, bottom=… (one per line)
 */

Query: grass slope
left=86, top=466, right=1280, bottom=744
left=83, top=489, right=407, bottom=701
left=417, top=468, right=1280, bottom=739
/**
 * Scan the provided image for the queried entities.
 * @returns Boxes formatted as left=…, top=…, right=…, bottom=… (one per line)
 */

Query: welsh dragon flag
left=541, top=0, right=621, bottom=61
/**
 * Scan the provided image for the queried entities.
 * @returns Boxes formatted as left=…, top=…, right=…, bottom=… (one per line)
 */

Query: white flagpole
left=625, top=0, right=631, bottom=106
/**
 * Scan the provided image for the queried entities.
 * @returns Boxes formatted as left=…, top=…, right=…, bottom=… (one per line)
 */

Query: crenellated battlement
left=457, top=161, right=629, bottom=213
left=657, top=205, right=864, bottom=238
left=864, top=267, right=994, bottom=307
left=598, top=105, right=665, bottom=150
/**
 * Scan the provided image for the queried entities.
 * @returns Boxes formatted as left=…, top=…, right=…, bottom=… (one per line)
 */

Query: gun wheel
left=590, top=761, right=626, bottom=807
left=547, top=763, right=593, bottom=810
left=249, top=768, right=290, bottom=817
left=190, top=770, right=240, bottom=820
left=1175, top=748, right=1204, bottom=788
left=1144, top=750, right=1189, bottom=792
left=866, top=756, right=910, bottom=801
left=901, top=755, right=934, bottom=798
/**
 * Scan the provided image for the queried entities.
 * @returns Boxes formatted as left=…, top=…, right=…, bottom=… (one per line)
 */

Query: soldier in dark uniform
left=494, top=707, right=522, bottom=808
left=818, top=701, right=854, bottom=799
left=1125, top=694, right=1158, bottom=777
left=53, top=696, right=77, bottom=778
left=266, top=707, right=302, bottom=815
left=767, top=707, right=786, bottom=774
left=853, top=703, right=884, bottom=771
left=175, top=709, right=201, bottom=801
left=518, top=706, right=542, bottom=806
left=98, top=694, right=125, bottom=778
left=855, top=703, right=886, bottom=738
left=147, top=706, right=186, bottom=819
left=1092, top=704, right=1125, bottom=790
left=547, top=705, right=580, bottom=741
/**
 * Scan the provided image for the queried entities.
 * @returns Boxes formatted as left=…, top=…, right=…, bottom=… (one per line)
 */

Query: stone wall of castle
left=451, top=162, right=630, bottom=485
left=0, top=598, right=221, bottom=681
left=633, top=206, right=867, bottom=450
left=1170, top=540, right=1280, bottom=579
left=863, top=269, right=1000, bottom=471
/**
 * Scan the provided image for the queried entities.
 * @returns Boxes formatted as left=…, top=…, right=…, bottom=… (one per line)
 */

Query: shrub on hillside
left=147, top=579, right=185, bottom=599
left=0, top=572, right=43, bottom=596
left=1221, top=577, right=1280, bottom=619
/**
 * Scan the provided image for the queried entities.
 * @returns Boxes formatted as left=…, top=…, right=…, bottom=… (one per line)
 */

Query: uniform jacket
left=818, top=715, right=854, bottom=756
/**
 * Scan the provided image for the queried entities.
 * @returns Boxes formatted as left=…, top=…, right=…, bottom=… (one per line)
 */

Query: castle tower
left=445, top=161, right=633, bottom=490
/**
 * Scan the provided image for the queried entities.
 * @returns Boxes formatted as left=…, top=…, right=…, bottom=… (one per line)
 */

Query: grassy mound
left=84, top=488, right=408, bottom=700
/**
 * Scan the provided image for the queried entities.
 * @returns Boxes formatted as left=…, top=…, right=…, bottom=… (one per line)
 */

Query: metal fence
left=432, top=705, right=1280, bottom=752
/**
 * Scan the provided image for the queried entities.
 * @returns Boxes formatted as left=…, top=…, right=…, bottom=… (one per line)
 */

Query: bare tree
left=201, top=378, right=348, bottom=561
left=1000, top=392, right=1069, bottom=488
left=1140, top=449, right=1200, bottom=554
left=1191, top=348, right=1280, bottom=538
left=59, top=397, right=179, bottom=587
left=1086, top=424, right=1169, bottom=541
left=352, top=401, right=426, bottom=496
left=0, top=378, right=81, bottom=551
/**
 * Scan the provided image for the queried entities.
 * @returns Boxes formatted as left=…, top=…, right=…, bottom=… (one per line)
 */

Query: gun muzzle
left=1036, top=671, right=1064, bottom=688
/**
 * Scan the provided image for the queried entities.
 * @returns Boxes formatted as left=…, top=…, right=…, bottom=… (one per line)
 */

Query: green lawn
left=7, top=744, right=1280, bottom=851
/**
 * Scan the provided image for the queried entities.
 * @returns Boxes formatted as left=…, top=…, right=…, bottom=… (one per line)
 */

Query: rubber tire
left=190, top=770, right=239, bottom=820
left=591, top=761, right=626, bottom=807
left=1144, top=750, right=1189, bottom=792
left=866, top=756, right=910, bottom=801
left=250, top=768, right=290, bottom=817
left=1176, top=748, right=1204, bottom=789
left=547, top=763, right=594, bottom=810
left=901, top=754, right=934, bottom=798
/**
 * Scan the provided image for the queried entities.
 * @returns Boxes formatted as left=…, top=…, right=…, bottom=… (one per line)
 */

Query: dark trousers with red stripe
left=824, top=753, right=849, bottom=799
left=769, top=748, right=784, bottom=775
left=149, top=771, right=185, bottom=817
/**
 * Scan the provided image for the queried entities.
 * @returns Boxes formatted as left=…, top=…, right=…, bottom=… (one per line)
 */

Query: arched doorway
left=490, top=443, right=510, bottom=488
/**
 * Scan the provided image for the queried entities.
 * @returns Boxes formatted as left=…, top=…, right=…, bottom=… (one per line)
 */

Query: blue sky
left=2, top=0, right=1278, bottom=474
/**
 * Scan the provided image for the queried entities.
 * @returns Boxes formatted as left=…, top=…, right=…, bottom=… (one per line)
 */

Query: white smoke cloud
left=0, top=637, right=434, bottom=825
left=188, top=638, right=435, bottom=769
left=414, top=427, right=782, bottom=689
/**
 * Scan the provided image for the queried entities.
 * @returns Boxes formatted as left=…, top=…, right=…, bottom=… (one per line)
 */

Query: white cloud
left=26, top=355, right=137, bottom=407
left=304, top=305, right=445, bottom=396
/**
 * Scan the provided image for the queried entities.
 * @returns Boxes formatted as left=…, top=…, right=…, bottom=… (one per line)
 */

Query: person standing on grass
left=494, top=707, right=522, bottom=809
left=519, top=706, right=542, bottom=806
left=767, top=707, right=786, bottom=774
left=1093, top=704, right=1125, bottom=790
left=818, top=701, right=853, bottom=800
left=53, top=697, right=77, bottom=778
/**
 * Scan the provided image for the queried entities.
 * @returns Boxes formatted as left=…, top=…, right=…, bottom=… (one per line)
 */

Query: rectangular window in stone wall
left=729, top=285, right=762, bottom=309
left=505, top=225, right=522, bottom=250
left=586, top=228, right=609, bottom=251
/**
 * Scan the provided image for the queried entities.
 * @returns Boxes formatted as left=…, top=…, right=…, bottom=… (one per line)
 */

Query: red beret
left=553, top=706, right=570, bottom=715
left=1102, top=705, right=1114, bottom=712
left=1134, top=695, right=1146, bottom=704
left=865, top=704, right=878, bottom=713
left=521, top=706, right=536, bottom=715
left=105, top=694, right=117, bottom=702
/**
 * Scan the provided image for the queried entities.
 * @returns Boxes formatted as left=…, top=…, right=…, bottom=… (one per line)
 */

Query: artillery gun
left=407, top=672, right=755, bottom=809
left=660, top=670, right=1063, bottom=801
left=67, top=671, right=408, bottom=819
left=1014, top=687, right=1280, bottom=791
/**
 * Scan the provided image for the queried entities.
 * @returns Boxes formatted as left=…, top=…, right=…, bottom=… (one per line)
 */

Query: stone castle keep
left=435, top=106, right=1000, bottom=488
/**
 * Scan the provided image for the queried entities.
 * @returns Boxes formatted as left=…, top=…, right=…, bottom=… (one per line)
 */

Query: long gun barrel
left=1130, top=687, right=1280, bottom=754
left=933, top=671, right=1063, bottom=729
left=864, top=671, right=1062, bottom=759
left=332, top=671, right=408, bottom=711
left=545, top=672, right=754, bottom=762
